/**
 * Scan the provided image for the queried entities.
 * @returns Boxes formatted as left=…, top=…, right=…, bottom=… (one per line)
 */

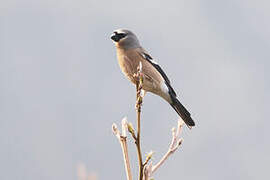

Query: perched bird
left=111, top=29, right=195, bottom=127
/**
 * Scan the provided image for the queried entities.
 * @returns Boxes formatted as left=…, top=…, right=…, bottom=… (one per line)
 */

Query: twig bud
left=127, top=122, right=135, bottom=134
left=112, top=123, right=120, bottom=139
left=146, top=151, right=154, bottom=160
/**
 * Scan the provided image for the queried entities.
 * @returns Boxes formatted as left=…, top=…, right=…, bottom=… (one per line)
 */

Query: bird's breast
left=115, top=48, right=171, bottom=102
left=116, top=49, right=137, bottom=84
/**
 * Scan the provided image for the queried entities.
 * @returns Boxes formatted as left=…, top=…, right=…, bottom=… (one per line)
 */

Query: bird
left=110, top=29, right=195, bottom=127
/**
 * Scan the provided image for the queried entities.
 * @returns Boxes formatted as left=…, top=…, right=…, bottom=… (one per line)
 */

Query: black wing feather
left=140, top=52, right=177, bottom=97
left=139, top=52, right=195, bottom=126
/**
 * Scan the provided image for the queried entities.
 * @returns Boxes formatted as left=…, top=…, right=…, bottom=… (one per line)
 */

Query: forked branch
left=144, top=119, right=184, bottom=179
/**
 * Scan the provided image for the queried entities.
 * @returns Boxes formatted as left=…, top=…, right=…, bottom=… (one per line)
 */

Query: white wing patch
left=141, top=53, right=159, bottom=65
left=160, top=81, right=169, bottom=94
left=150, top=59, right=159, bottom=65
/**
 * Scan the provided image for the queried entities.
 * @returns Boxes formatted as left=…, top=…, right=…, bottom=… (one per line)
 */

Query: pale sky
left=0, top=0, right=269, bottom=179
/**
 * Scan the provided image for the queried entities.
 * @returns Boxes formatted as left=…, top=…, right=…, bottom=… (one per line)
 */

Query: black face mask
left=111, top=32, right=127, bottom=42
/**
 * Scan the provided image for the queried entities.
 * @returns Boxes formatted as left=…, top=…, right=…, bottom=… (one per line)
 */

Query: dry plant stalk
left=134, top=62, right=144, bottom=180
left=112, top=62, right=186, bottom=180
left=112, top=118, right=133, bottom=180
left=143, top=119, right=184, bottom=179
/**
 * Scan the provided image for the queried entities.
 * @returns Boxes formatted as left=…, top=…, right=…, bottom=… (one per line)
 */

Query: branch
left=134, top=61, right=144, bottom=180
left=112, top=117, right=133, bottom=180
left=152, top=119, right=184, bottom=172
left=143, top=162, right=152, bottom=180
left=144, top=119, right=184, bottom=179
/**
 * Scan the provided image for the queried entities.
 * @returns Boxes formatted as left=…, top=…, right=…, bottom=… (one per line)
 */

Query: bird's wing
left=137, top=50, right=177, bottom=97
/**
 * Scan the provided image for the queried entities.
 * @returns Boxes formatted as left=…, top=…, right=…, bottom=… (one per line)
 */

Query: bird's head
left=111, top=29, right=140, bottom=49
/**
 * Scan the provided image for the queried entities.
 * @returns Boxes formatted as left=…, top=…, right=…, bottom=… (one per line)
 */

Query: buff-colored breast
left=116, top=48, right=171, bottom=102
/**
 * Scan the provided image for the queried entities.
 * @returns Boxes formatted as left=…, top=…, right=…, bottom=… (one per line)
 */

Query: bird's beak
left=111, top=32, right=120, bottom=42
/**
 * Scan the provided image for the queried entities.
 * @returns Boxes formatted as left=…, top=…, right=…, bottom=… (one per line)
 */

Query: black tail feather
left=170, top=96, right=195, bottom=126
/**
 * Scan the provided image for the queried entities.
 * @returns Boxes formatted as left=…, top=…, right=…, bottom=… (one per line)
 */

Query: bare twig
left=134, top=61, right=144, bottom=180
left=143, top=162, right=152, bottom=180
left=143, top=119, right=184, bottom=179
left=152, top=119, right=184, bottom=173
left=112, top=117, right=133, bottom=180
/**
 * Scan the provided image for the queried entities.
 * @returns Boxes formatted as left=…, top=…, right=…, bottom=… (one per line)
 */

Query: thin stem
left=151, top=120, right=184, bottom=174
left=112, top=119, right=133, bottom=180
left=133, top=62, right=144, bottom=180
left=120, top=136, right=133, bottom=180
left=136, top=82, right=143, bottom=180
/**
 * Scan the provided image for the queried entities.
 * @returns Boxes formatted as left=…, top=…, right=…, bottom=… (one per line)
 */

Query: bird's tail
left=170, top=96, right=195, bottom=127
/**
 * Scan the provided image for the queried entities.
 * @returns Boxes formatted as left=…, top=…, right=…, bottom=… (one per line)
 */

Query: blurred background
left=0, top=0, right=269, bottom=179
